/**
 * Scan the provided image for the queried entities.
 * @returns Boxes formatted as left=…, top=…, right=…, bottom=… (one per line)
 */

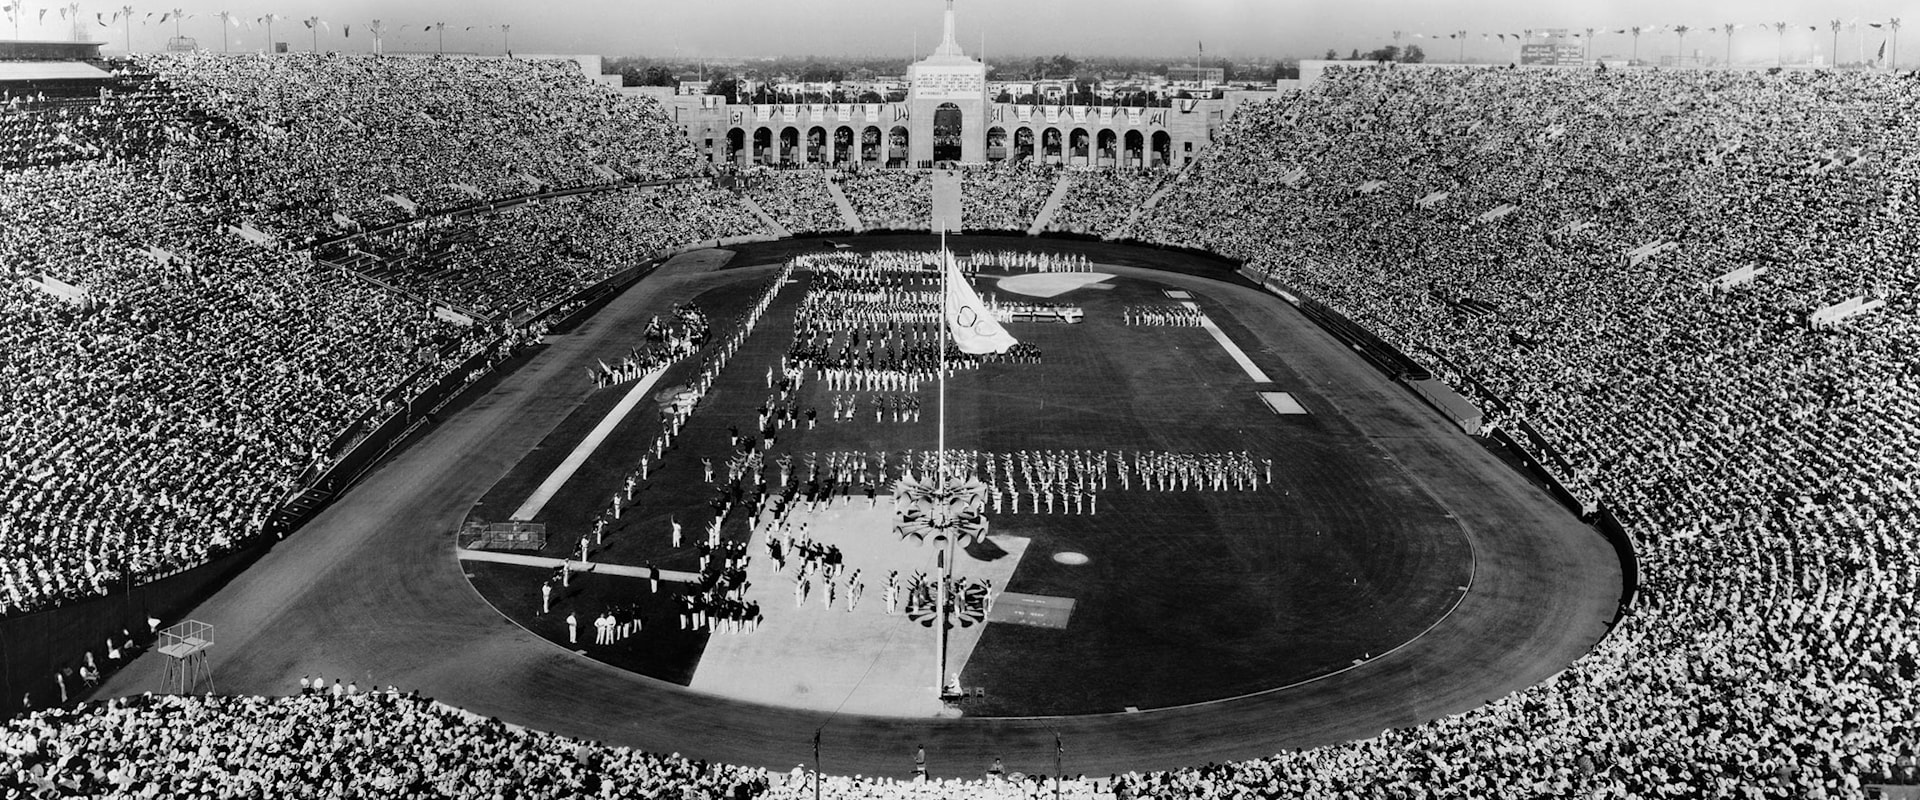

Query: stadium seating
left=333, top=183, right=765, bottom=321
left=0, top=52, right=716, bottom=620
left=0, top=70, right=238, bottom=169
left=842, top=169, right=933, bottom=231
left=1047, top=166, right=1167, bottom=237
left=737, top=168, right=849, bottom=234
left=6, top=53, right=1920, bottom=800
left=0, top=691, right=769, bottom=798
left=1124, top=63, right=1920, bottom=798
left=958, top=161, right=1057, bottom=232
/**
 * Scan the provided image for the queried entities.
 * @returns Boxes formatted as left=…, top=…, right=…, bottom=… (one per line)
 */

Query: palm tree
left=120, top=5, right=134, bottom=52
left=1585, top=27, right=1597, bottom=64
left=1773, top=22, right=1789, bottom=66
left=1830, top=19, right=1843, bottom=67
left=1630, top=26, right=1645, bottom=63
left=1720, top=23, right=1737, bottom=65
left=1674, top=25, right=1691, bottom=65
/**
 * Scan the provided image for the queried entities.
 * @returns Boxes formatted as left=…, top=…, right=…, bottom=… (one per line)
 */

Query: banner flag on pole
left=942, top=252, right=1018, bottom=356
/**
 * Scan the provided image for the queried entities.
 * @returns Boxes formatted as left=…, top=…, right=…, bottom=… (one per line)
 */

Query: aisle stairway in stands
left=1027, top=173, right=1074, bottom=235
left=930, top=168, right=963, bottom=232
left=824, top=177, right=864, bottom=232
left=1116, top=159, right=1199, bottom=238
left=738, top=196, right=792, bottom=239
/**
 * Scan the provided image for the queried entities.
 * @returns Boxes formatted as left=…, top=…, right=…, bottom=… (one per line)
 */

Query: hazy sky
left=7, top=0, right=1915, bottom=64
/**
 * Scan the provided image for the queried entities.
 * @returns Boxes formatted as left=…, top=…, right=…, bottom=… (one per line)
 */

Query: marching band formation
left=1123, top=304, right=1209, bottom=327
left=550, top=250, right=1269, bottom=656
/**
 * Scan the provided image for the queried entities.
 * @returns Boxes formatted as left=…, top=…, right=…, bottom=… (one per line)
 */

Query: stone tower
left=907, top=0, right=988, bottom=164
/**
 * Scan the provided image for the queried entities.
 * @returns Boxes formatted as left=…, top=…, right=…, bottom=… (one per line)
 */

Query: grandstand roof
left=0, top=61, right=111, bottom=82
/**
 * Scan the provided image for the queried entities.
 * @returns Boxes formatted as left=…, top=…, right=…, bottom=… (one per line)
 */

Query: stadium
left=2, top=1, right=1918, bottom=798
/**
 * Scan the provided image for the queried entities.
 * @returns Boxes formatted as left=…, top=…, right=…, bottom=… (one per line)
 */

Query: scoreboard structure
left=1521, top=43, right=1587, bottom=67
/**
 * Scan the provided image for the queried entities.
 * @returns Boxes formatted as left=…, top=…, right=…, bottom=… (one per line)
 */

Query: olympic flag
left=942, top=254, right=1018, bottom=355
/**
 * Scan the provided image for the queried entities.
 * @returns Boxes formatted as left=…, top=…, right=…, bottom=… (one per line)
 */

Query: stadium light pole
left=1831, top=19, right=1842, bottom=67
left=121, top=5, right=133, bottom=53
left=1630, top=26, right=1643, bottom=64
left=1585, top=27, right=1596, bottom=64
left=1674, top=25, right=1690, bottom=66
left=1892, top=19, right=1901, bottom=71
left=1773, top=22, right=1788, bottom=66
left=1721, top=24, right=1736, bottom=66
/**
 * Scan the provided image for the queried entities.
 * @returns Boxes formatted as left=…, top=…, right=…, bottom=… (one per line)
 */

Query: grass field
left=464, top=252, right=1474, bottom=716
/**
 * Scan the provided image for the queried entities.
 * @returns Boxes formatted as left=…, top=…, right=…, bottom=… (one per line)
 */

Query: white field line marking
left=455, top=547, right=701, bottom=583
left=510, top=369, right=667, bottom=521
left=1180, top=301, right=1271, bottom=383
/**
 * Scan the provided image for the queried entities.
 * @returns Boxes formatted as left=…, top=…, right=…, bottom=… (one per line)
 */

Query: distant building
left=652, top=1, right=1233, bottom=169
left=0, top=39, right=106, bottom=61
left=1167, top=66, right=1225, bottom=86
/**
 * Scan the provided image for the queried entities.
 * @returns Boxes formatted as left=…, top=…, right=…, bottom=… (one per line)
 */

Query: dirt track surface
left=93, top=236, right=1620, bottom=780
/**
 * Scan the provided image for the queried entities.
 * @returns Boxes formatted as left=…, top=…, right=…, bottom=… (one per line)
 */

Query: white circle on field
left=1053, top=552, right=1090, bottom=565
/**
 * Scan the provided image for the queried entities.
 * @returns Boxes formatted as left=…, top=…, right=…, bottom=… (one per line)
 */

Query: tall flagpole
left=938, top=226, right=948, bottom=487
left=936, top=224, right=951, bottom=699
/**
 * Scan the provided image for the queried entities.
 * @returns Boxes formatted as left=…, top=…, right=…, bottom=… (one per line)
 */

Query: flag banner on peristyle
left=943, top=253, right=1018, bottom=355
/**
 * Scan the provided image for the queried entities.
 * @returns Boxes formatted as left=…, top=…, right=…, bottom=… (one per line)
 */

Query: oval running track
left=91, top=239, right=1621, bottom=780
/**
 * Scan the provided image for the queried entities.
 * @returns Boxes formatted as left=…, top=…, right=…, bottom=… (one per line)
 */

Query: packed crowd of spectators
left=0, top=691, right=769, bottom=798
left=841, top=169, right=933, bottom=231
left=335, top=183, right=765, bottom=321
left=0, top=72, right=237, bottom=169
left=1046, top=167, right=1168, bottom=237
left=765, top=769, right=1110, bottom=800
left=3, top=51, right=731, bottom=690
left=1125, top=63, right=1920, bottom=797
left=742, top=162, right=1150, bottom=236
left=958, top=162, right=1059, bottom=232
left=132, top=52, right=705, bottom=239
left=0, top=156, right=480, bottom=616
left=735, top=168, right=850, bottom=234
left=15, top=51, right=1920, bottom=799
